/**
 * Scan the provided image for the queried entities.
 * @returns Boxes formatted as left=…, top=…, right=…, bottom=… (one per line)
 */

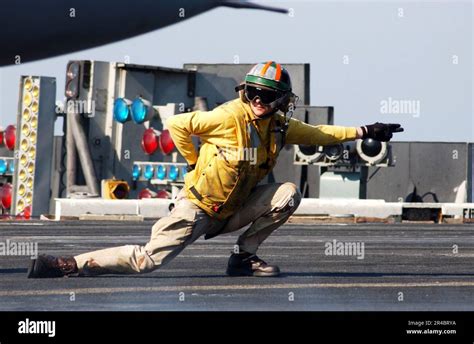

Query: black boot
left=28, top=255, right=78, bottom=278
left=226, top=251, right=280, bottom=277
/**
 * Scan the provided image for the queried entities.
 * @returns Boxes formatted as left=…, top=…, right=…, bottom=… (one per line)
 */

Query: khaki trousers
left=74, top=182, right=301, bottom=276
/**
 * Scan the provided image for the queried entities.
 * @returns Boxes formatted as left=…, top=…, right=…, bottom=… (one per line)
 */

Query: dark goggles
left=244, top=85, right=283, bottom=105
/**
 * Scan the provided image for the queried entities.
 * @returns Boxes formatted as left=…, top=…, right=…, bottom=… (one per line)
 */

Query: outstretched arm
left=284, top=117, right=403, bottom=145
left=285, top=117, right=359, bottom=146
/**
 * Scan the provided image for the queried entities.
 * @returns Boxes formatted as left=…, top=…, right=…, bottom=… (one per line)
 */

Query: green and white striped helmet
left=245, top=61, right=292, bottom=92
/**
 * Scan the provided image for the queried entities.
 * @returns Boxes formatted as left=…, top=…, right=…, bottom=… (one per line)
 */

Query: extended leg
left=28, top=196, right=215, bottom=277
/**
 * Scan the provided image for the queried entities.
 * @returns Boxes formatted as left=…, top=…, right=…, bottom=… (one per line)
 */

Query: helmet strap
left=234, top=84, right=245, bottom=92
left=268, top=92, right=290, bottom=111
left=281, top=94, right=298, bottom=127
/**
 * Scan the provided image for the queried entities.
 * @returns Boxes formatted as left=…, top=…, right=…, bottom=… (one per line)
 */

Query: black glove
left=361, top=122, right=404, bottom=142
left=186, top=164, right=196, bottom=172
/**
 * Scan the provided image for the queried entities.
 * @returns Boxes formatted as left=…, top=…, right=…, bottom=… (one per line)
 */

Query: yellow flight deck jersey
left=166, top=97, right=357, bottom=220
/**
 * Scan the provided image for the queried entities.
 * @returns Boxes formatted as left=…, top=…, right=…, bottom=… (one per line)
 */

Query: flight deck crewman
left=28, top=61, right=403, bottom=278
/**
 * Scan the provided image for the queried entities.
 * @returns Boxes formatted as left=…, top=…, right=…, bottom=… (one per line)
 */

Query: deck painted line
left=2, top=281, right=474, bottom=297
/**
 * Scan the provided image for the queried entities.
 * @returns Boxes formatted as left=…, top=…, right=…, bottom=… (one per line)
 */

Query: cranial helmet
left=245, top=61, right=292, bottom=92
left=236, top=61, right=297, bottom=113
